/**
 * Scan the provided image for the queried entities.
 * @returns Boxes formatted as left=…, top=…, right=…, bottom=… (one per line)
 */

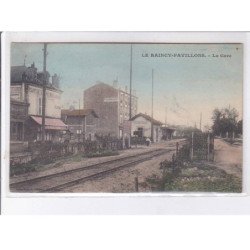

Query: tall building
left=84, top=81, right=138, bottom=138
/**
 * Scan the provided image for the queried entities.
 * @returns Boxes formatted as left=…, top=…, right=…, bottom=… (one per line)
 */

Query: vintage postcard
left=8, top=41, right=243, bottom=193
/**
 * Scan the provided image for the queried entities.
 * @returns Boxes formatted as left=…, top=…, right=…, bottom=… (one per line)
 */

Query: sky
left=11, top=43, right=243, bottom=128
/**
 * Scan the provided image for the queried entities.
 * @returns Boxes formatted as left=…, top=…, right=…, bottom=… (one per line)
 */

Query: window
left=38, top=97, right=42, bottom=115
left=77, top=130, right=82, bottom=134
left=37, top=132, right=41, bottom=141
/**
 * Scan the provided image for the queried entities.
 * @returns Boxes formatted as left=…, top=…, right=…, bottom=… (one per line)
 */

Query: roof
left=30, top=116, right=68, bottom=130
left=85, top=82, right=137, bottom=98
left=11, top=66, right=28, bottom=83
left=11, top=64, right=61, bottom=91
left=130, top=113, right=163, bottom=126
left=61, top=109, right=99, bottom=118
left=85, top=82, right=117, bottom=92
left=161, top=126, right=175, bottom=131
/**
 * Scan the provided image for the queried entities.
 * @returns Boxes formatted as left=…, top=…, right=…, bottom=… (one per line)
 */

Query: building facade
left=130, top=113, right=163, bottom=143
left=61, top=109, right=99, bottom=141
left=83, top=82, right=138, bottom=138
left=10, top=99, right=29, bottom=142
left=10, top=63, right=67, bottom=142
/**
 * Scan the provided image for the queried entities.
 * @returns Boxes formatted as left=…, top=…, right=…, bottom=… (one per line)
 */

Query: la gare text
left=142, top=53, right=232, bottom=58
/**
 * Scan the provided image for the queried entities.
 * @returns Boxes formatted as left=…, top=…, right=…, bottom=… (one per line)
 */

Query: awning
left=30, top=116, right=68, bottom=131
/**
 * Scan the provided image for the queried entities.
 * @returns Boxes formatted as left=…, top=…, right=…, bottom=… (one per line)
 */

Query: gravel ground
left=62, top=145, right=178, bottom=193
left=214, top=138, right=242, bottom=179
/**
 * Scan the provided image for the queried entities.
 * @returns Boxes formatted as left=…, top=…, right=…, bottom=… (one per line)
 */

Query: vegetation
left=84, top=150, right=119, bottom=158
left=146, top=140, right=241, bottom=193
left=212, top=107, right=242, bottom=137
left=147, top=160, right=242, bottom=193
left=10, top=153, right=83, bottom=177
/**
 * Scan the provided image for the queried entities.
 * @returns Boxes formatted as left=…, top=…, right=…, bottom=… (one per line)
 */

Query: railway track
left=10, top=148, right=172, bottom=193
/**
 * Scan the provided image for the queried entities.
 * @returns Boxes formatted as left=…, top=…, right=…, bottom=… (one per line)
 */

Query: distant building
left=10, top=63, right=67, bottom=142
left=83, top=82, right=138, bottom=138
left=161, top=125, right=175, bottom=140
left=61, top=109, right=99, bottom=141
left=130, top=113, right=163, bottom=143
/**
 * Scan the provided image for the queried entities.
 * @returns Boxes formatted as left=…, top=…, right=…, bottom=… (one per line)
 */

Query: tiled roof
left=130, top=113, right=163, bottom=125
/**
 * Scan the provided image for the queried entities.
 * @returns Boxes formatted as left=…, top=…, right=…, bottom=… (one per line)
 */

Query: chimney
left=113, top=78, right=118, bottom=88
left=52, top=73, right=60, bottom=88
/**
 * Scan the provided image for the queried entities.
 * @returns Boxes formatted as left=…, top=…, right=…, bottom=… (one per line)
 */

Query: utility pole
left=151, top=69, right=154, bottom=119
left=151, top=69, right=154, bottom=142
left=191, top=132, right=194, bottom=160
left=128, top=44, right=133, bottom=148
left=165, top=107, right=168, bottom=126
left=129, top=44, right=133, bottom=119
left=42, top=43, right=48, bottom=142
left=23, top=54, right=27, bottom=66
left=79, top=99, right=81, bottom=142
left=199, top=112, right=202, bottom=131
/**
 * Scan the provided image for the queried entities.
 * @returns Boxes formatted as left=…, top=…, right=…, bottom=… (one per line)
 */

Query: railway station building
left=130, top=113, right=163, bottom=143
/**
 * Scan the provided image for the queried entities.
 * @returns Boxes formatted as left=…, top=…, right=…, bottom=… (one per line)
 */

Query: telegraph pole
left=151, top=69, right=154, bottom=119
left=199, top=112, right=202, bottom=131
left=151, top=69, right=154, bottom=142
left=128, top=44, right=133, bottom=148
left=129, top=44, right=133, bottom=119
left=42, top=43, right=48, bottom=142
left=165, top=107, right=168, bottom=126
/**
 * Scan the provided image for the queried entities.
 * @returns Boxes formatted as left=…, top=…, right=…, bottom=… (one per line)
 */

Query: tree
left=237, top=119, right=243, bottom=135
left=212, top=107, right=239, bottom=137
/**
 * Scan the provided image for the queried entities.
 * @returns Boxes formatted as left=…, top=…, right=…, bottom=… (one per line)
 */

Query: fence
left=188, top=132, right=214, bottom=161
left=160, top=132, right=215, bottom=184
left=171, top=132, right=214, bottom=163
left=10, top=137, right=124, bottom=167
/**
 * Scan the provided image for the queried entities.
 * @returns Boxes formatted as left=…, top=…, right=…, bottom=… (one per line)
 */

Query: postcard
left=6, top=40, right=243, bottom=194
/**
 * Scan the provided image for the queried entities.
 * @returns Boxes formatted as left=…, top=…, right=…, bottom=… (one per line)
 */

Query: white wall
left=153, top=125, right=162, bottom=142
left=10, top=85, right=22, bottom=101
left=131, top=116, right=152, bottom=138
left=11, top=84, right=62, bottom=118
left=27, top=85, right=42, bottom=116
left=131, top=116, right=162, bottom=142
left=45, top=90, right=61, bottom=118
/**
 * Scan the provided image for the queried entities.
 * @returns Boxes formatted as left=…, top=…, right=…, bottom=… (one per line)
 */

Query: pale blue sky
left=11, top=43, right=243, bottom=128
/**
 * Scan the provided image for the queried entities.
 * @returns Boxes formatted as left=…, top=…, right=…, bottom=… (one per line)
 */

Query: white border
left=1, top=32, right=250, bottom=214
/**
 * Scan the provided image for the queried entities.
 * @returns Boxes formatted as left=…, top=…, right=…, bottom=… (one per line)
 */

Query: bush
left=10, top=163, right=37, bottom=176
left=84, top=150, right=119, bottom=158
